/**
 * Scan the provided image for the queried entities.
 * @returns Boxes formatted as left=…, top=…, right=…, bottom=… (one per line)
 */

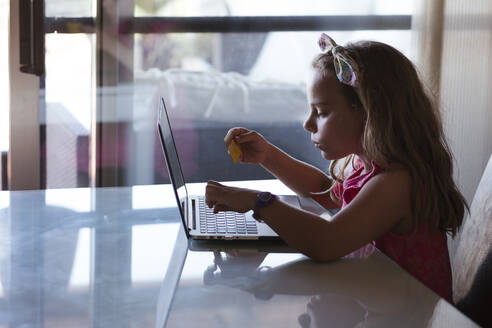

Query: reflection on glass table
left=0, top=185, right=187, bottom=328
left=165, top=244, right=479, bottom=328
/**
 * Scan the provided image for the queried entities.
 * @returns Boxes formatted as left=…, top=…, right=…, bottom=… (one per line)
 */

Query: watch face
left=256, top=192, right=276, bottom=208
left=259, top=192, right=272, bottom=202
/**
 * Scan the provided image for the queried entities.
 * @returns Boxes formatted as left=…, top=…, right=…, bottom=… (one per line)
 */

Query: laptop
left=158, top=96, right=295, bottom=241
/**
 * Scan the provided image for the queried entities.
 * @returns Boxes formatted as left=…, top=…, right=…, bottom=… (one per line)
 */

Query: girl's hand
left=224, top=127, right=272, bottom=165
left=205, top=180, right=259, bottom=214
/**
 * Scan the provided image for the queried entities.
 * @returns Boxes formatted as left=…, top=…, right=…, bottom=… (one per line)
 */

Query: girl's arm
left=261, top=143, right=334, bottom=198
left=250, top=169, right=412, bottom=261
left=229, top=128, right=337, bottom=209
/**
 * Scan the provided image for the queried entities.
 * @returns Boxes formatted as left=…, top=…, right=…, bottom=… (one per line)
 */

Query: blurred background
left=3, top=0, right=418, bottom=190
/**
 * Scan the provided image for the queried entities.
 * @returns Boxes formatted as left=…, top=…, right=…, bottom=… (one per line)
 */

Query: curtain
left=412, top=0, right=492, bottom=302
left=439, top=0, right=492, bottom=205
left=411, top=0, right=446, bottom=98
left=412, top=0, right=492, bottom=204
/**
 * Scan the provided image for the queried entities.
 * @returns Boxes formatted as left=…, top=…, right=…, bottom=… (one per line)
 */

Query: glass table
left=0, top=181, right=479, bottom=327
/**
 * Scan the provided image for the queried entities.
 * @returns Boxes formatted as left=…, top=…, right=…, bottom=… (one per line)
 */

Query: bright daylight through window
left=40, top=0, right=413, bottom=189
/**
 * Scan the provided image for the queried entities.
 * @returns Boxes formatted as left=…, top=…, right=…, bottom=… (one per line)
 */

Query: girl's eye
left=310, top=105, right=329, bottom=118
left=314, top=105, right=330, bottom=117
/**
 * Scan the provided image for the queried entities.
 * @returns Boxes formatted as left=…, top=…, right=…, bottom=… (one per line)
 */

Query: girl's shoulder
left=335, top=160, right=412, bottom=211
left=372, top=163, right=412, bottom=194
left=374, top=161, right=411, bottom=182
left=349, top=160, right=410, bottom=187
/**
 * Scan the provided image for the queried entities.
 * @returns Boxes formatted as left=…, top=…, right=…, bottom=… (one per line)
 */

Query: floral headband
left=318, top=33, right=359, bottom=87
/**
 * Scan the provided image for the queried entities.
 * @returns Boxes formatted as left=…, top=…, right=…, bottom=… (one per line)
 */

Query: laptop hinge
left=184, top=199, right=191, bottom=231
left=191, top=199, right=197, bottom=230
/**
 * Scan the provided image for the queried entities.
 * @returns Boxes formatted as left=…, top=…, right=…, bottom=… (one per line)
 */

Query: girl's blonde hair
left=312, top=40, right=468, bottom=236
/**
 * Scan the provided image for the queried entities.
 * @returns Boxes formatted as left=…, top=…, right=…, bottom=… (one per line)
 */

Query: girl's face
left=304, top=69, right=365, bottom=161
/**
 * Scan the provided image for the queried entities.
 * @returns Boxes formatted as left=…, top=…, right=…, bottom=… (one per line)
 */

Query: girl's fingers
left=234, top=130, right=258, bottom=144
left=224, top=127, right=249, bottom=145
left=205, top=181, right=221, bottom=207
left=206, top=181, right=230, bottom=203
left=213, top=204, right=230, bottom=213
left=206, top=199, right=215, bottom=208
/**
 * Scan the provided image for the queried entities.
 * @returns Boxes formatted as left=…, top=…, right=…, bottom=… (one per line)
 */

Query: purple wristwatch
left=253, top=192, right=278, bottom=221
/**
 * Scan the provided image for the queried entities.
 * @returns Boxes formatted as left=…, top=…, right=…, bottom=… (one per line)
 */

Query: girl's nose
left=303, top=114, right=316, bottom=133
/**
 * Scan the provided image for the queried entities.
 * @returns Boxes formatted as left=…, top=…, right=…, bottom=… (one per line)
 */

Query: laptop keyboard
left=198, top=197, right=258, bottom=235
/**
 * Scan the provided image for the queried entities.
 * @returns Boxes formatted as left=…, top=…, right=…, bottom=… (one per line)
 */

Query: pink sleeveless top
left=313, top=161, right=453, bottom=303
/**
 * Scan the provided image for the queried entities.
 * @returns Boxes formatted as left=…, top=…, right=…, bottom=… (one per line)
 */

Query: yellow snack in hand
left=227, top=139, right=242, bottom=164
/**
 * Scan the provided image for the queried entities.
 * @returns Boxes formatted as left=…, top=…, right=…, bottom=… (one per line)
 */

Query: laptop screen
left=157, top=97, right=188, bottom=228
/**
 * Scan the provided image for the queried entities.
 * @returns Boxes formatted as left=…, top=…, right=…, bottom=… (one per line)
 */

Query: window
left=39, top=0, right=413, bottom=188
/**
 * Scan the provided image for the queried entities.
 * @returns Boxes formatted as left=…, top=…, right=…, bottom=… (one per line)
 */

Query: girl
left=205, top=34, right=468, bottom=303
